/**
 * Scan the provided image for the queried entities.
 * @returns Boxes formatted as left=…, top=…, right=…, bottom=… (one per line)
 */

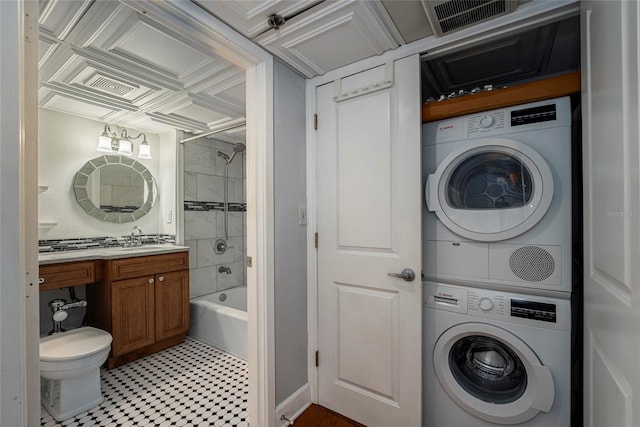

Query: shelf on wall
left=422, top=71, right=581, bottom=123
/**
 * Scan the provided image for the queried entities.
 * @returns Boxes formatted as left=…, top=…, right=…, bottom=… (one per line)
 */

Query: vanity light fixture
left=97, top=125, right=151, bottom=159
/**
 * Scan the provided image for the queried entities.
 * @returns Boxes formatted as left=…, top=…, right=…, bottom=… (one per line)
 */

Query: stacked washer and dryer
left=421, top=97, right=576, bottom=427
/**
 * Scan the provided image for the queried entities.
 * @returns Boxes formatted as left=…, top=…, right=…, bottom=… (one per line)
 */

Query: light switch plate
left=298, top=206, right=307, bottom=225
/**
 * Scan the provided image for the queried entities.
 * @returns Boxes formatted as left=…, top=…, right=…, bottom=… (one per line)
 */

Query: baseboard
left=275, top=383, right=311, bottom=426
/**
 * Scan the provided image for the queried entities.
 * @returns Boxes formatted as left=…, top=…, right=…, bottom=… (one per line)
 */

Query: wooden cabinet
left=86, top=251, right=189, bottom=368
left=39, top=260, right=96, bottom=291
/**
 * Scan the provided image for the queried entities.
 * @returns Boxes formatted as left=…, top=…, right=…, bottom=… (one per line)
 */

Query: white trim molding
left=275, top=383, right=311, bottom=427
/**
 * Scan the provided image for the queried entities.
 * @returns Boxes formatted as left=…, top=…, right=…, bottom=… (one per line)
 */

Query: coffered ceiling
left=39, top=0, right=540, bottom=138
left=38, top=0, right=246, bottom=141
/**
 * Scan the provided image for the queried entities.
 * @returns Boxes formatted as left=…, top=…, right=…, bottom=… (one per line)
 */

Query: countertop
left=39, top=244, right=190, bottom=265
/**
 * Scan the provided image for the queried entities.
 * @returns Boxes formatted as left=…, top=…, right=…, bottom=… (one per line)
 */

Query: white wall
left=38, top=109, right=176, bottom=240
left=273, top=60, right=308, bottom=405
left=158, top=130, right=178, bottom=236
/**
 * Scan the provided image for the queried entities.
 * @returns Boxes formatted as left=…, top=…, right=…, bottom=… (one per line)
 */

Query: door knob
left=388, top=268, right=415, bottom=282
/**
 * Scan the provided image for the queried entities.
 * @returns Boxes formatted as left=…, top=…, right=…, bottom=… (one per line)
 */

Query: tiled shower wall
left=183, top=138, right=246, bottom=298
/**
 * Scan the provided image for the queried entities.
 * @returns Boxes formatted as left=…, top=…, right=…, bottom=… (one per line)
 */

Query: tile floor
left=41, top=338, right=248, bottom=427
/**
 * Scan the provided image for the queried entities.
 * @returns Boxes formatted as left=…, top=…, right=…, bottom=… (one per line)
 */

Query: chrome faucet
left=130, top=225, right=143, bottom=246
left=218, top=266, right=232, bottom=274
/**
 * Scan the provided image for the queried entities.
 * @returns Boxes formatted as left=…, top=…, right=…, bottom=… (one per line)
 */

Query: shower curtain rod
left=178, top=121, right=247, bottom=144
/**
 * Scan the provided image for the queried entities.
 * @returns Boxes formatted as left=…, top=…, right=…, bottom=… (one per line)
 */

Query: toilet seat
left=40, top=327, right=112, bottom=362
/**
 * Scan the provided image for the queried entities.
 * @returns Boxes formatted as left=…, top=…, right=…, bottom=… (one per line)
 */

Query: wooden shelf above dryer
left=422, top=71, right=581, bottom=123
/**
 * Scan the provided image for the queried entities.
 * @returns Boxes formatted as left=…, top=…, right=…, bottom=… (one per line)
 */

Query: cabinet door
left=111, top=276, right=155, bottom=357
left=155, top=270, right=189, bottom=342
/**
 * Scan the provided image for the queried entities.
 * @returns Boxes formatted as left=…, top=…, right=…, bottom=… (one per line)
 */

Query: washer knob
left=478, top=297, right=493, bottom=311
left=479, top=115, right=495, bottom=128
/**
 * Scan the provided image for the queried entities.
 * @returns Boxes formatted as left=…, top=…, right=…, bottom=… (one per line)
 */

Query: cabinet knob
left=149, top=278, right=154, bottom=284
left=39, top=277, right=45, bottom=284
left=158, top=276, right=164, bottom=282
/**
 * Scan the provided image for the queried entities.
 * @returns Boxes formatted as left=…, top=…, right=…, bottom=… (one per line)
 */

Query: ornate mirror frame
left=73, top=155, right=157, bottom=223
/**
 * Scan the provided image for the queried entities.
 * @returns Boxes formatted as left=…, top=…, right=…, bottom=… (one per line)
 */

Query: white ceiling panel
left=38, top=37, right=58, bottom=64
left=38, top=0, right=246, bottom=144
left=215, top=82, right=247, bottom=107
left=255, top=1, right=402, bottom=77
left=195, top=0, right=318, bottom=38
left=172, top=103, right=230, bottom=126
left=41, top=93, right=118, bottom=121
left=109, top=21, right=214, bottom=78
left=39, top=0, right=92, bottom=39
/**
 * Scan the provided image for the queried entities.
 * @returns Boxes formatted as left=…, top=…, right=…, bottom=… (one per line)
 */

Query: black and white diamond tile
left=41, top=338, right=248, bottom=427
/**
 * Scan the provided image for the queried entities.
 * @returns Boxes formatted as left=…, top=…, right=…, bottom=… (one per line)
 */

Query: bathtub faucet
left=218, top=266, right=232, bottom=274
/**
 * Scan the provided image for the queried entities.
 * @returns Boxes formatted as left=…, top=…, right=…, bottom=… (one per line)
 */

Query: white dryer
left=423, top=281, right=571, bottom=427
left=422, top=97, right=573, bottom=295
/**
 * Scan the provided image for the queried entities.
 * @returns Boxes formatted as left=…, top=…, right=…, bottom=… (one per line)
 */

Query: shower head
left=217, top=143, right=246, bottom=165
left=227, top=143, right=246, bottom=164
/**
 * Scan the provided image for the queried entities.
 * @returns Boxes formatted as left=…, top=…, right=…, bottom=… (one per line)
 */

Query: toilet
left=39, top=326, right=112, bottom=421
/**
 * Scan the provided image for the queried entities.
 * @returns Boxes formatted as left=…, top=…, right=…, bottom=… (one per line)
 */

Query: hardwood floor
left=293, top=404, right=366, bottom=427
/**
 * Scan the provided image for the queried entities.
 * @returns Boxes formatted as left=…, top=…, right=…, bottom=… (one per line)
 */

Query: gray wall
left=273, top=59, right=308, bottom=405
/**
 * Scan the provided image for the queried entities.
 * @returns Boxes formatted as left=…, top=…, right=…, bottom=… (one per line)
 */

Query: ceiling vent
left=88, top=76, right=136, bottom=97
left=421, top=0, right=518, bottom=37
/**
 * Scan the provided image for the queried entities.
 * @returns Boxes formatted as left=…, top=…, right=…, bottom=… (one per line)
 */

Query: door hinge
left=247, top=256, right=252, bottom=267
left=314, top=232, right=318, bottom=249
left=314, top=114, right=318, bottom=130
left=315, top=350, right=319, bottom=367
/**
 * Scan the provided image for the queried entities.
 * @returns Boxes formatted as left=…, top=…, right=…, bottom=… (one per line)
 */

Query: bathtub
left=189, top=286, right=247, bottom=359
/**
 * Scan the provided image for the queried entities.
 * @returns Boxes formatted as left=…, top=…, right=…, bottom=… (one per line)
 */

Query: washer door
left=433, top=323, right=555, bottom=425
left=425, top=138, right=553, bottom=242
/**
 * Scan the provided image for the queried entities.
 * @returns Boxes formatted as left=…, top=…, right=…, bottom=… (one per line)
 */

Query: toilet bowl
left=40, top=326, right=112, bottom=421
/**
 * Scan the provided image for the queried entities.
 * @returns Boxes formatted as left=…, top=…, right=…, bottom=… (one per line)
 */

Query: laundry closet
left=310, top=8, right=584, bottom=427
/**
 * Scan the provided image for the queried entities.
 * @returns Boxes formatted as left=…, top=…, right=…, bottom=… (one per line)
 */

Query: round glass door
left=433, top=323, right=555, bottom=424
left=425, top=138, right=554, bottom=242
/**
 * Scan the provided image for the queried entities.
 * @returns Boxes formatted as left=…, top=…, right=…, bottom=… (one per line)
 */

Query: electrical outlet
left=298, top=206, right=307, bottom=225
left=166, top=210, right=173, bottom=224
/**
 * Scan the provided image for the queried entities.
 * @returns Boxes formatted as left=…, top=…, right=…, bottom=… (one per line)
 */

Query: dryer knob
left=479, top=297, right=493, bottom=311
left=479, top=115, right=495, bottom=128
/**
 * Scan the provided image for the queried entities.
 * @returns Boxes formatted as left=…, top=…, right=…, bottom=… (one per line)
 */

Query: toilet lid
left=40, top=327, right=112, bottom=362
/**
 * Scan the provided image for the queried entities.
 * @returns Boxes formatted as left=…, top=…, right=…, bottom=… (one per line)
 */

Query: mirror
left=73, top=155, right=157, bottom=223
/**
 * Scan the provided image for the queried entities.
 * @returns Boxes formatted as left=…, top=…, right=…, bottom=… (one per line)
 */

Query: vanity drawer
left=39, top=261, right=96, bottom=291
left=109, top=251, right=189, bottom=281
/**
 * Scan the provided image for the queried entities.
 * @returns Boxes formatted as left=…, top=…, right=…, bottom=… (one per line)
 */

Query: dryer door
left=425, top=138, right=553, bottom=242
left=433, top=322, right=555, bottom=425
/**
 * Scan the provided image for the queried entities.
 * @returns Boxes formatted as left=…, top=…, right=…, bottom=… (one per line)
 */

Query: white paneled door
left=315, top=55, right=422, bottom=426
left=581, top=1, right=640, bottom=426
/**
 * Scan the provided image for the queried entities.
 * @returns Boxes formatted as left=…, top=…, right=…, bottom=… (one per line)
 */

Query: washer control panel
left=423, top=281, right=570, bottom=331
left=511, top=299, right=557, bottom=323
left=468, top=290, right=505, bottom=315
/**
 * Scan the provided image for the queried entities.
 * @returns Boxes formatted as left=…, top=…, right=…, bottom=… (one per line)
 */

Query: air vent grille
left=423, top=0, right=518, bottom=36
left=89, top=77, right=135, bottom=96
left=509, top=246, right=555, bottom=282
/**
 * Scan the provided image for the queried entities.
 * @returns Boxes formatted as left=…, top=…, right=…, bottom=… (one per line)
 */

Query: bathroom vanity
left=39, top=246, right=189, bottom=369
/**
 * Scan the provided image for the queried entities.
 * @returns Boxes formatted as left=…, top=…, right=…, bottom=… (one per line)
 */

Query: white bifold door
left=315, top=55, right=422, bottom=426
left=581, top=1, right=640, bottom=426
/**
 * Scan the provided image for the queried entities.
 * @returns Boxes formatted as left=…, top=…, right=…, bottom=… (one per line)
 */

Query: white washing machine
left=422, top=97, right=573, bottom=295
left=423, top=281, right=571, bottom=427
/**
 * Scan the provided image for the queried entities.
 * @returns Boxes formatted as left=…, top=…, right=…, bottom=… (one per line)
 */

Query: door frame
left=305, top=0, right=580, bottom=403
left=6, top=1, right=276, bottom=426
